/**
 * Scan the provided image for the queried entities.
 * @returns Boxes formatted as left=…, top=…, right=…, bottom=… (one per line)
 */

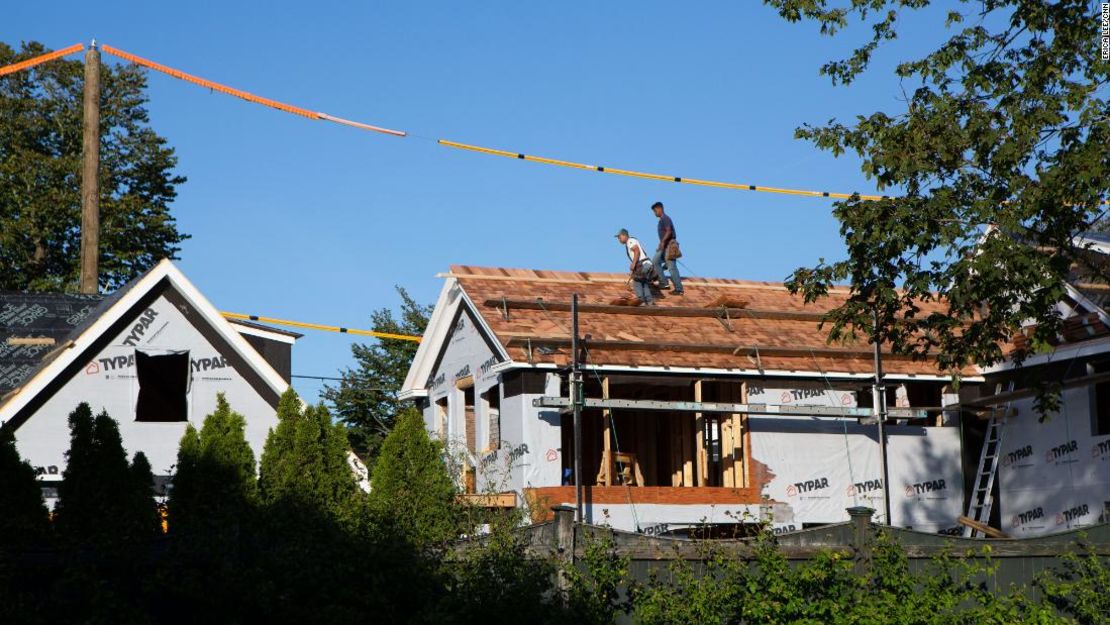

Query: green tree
left=765, top=1, right=1110, bottom=382
left=0, top=41, right=187, bottom=292
left=368, top=408, right=459, bottom=549
left=168, top=393, right=257, bottom=533
left=324, top=287, right=430, bottom=461
left=54, top=404, right=158, bottom=545
left=258, top=388, right=356, bottom=513
left=0, top=429, right=49, bottom=547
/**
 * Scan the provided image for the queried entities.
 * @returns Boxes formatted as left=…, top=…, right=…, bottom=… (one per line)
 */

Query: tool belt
left=632, top=260, right=656, bottom=281
left=665, top=239, right=682, bottom=261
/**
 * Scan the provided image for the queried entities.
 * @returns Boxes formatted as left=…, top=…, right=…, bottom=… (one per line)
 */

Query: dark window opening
left=135, top=350, right=189, bottom=422
left=1092, top=361, right=1110, bottom=436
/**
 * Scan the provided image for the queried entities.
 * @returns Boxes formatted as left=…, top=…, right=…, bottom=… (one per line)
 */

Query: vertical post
left=601, top=376, right=611, bottom=487
left=79, top=41, right=101, bottom=294
left=872, top=308, right=892, bottom=526
left=694, top=379, right=706, bottom=487
left=571, top=294, right=583, bottom=523
left=552, top=504, right=577, bottom=591
left=846, top=506, right=875, bottom=575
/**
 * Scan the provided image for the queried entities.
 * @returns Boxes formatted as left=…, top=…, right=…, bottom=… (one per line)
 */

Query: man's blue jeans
left=632, top=277, right=653, bottom=305
left=652, top=249, right=683, bottom=292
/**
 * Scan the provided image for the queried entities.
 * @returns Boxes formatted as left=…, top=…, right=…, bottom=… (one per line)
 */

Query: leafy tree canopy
left=0, top=41, right=187, bottom=292
left=324, top=287, right=431, bottom=462
left=169, top=393, right=257, bottom=533
left=54, top=403, right=158, bottom=545
left=368, top=408, right=460, bottom=549
left=258, top=388, right=356, bottom=514
left=765, top=1, right=1109, bottom=379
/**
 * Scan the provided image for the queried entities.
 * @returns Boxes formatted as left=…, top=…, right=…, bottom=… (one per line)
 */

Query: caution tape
left=221, top=312, right=422, bottom=342
left=436, top=139, right=890, bottom=201
left=100, top=44, right=407, bottom=137
left=5, top=42, right=1105, bottom=207
left=0, top=43, right=84, bottom=77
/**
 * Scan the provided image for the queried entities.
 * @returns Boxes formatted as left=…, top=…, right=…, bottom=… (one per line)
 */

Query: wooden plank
left=958, top=515, right=1010, bottom=539
left=602, top=377, right=612, bottom=487
left=694, top=380, right=706, bottom=487
left=506, top=336, right=915, bottom=360
left=739, top=382, right=750, bottom=488
left=483, top=298, right=827, bottom=322
left=458, top=492, right=517, bottom=508
left=5, top=337, right=56, bottom=346
left=444, top=272, right=854, bottom=294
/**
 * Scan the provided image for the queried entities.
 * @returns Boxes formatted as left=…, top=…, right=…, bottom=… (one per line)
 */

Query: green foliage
left=438, top=521, right=560, bottom=625
left=0, top=41, right=187, bottom=292
left=563, top=530, right=631, bottom=625
left=763, top=1, right=1110, bottom=385
left=1036, top=538, right=1110, bottom=624
left=0, top=429, right=49, bottom=547
left=54, top=403, right=157, bottom=546
left=169, top=393, right=257, bottom=533
left=368, top=407, right=460, bottom=549
left=258, top=388, right=356, bottom=514
left=633, top=531, right=1067, bottom=625
left=324, top=287, right=430, bottom=462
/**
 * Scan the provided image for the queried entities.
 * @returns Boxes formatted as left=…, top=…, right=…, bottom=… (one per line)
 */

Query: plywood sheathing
left=450, top=265, right=972, bottom=377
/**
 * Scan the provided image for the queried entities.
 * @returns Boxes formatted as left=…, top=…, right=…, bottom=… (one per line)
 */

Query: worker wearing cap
left=651, top=201, right=684, bottom=295
left=615, top=229, right=656, bottom=306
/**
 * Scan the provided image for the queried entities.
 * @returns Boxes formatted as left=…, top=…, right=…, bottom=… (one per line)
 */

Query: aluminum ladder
left=962, top=382, right=1013, bottom=537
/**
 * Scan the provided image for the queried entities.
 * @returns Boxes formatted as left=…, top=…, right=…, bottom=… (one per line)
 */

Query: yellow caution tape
left=438, top=139, right=890, bottom=201
left=221, top=312, right=422, bottom=342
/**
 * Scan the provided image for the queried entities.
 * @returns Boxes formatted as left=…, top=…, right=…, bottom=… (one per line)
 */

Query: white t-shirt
left=625, top=237, right=652, bottom=266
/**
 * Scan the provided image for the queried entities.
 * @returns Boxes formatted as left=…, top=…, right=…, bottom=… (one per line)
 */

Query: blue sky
left=4, top=1, right=955, bottom=400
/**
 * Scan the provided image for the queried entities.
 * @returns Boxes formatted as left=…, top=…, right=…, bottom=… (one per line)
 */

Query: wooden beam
left=442, top=272, right=855, bottom=294
left=957, top=515, right=1009, bottom=539
left=602, top=377, right=612, bottom=487
left=957, top=370, right=1110, bottom=409
left=458, top=492, right=518, bottom=508
left=533, top=396, right=930, bottom=419
left=506, top=337, right=916, bottom=361
left=483, top=298, right=828, bottom=322
left=694, top=380, right=706, bottom=487
left=5, top=337, right=56, bottom=346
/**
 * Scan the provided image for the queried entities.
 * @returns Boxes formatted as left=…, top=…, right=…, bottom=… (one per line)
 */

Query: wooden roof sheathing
left=448, top=265, right=969, bottom=377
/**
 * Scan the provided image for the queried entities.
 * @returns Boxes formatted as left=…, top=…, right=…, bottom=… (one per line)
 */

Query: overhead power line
left=222, top=312, right=422, bottom=342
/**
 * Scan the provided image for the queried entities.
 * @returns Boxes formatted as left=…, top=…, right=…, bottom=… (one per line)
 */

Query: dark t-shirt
left=657, top=215, right=676, bottom=244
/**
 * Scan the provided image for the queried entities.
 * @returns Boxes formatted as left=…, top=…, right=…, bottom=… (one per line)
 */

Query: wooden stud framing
left=601, top=376, right=612, bottom=487
left=694, top=380, right=706, bottom=487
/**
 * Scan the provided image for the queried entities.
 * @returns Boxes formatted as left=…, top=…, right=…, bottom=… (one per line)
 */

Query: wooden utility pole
left=79, top=41, right=101, bottom=294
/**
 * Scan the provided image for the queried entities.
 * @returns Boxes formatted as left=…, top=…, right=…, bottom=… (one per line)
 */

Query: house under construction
left=401, top=266, right=983, bottom=535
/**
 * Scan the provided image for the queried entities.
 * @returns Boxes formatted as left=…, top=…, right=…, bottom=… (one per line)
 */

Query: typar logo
left=85, top=361, right=100, bottom=375
left=121, top=308, right=159, bottom=346
left=846, top=479, right=883, bottom=497
left=904, top=478, right=947, bottom=497
left=1001, top=444, right=1033, bottom=467
left=1044, top=440, right=1078, bottom=464
left=786, top=477, right=830, bottom=497
left=1092, top=439, right=1110, bottom=461
left=1011, top=506, right=1044, bottom=529
left=1055, top=504, right=1090, bottom=526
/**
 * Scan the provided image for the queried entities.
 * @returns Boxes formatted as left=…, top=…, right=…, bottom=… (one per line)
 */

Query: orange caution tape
left=0, top=43, right=85, bottom=78
left=101, top=44, right=407, bottom=137
left=101, top=44, right=319, bottom=118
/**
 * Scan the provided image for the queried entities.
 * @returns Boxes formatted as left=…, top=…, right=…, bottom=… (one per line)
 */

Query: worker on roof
left=651, top=201, right=684, bottom=295
left=615, top=228, right=656, bottom=306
